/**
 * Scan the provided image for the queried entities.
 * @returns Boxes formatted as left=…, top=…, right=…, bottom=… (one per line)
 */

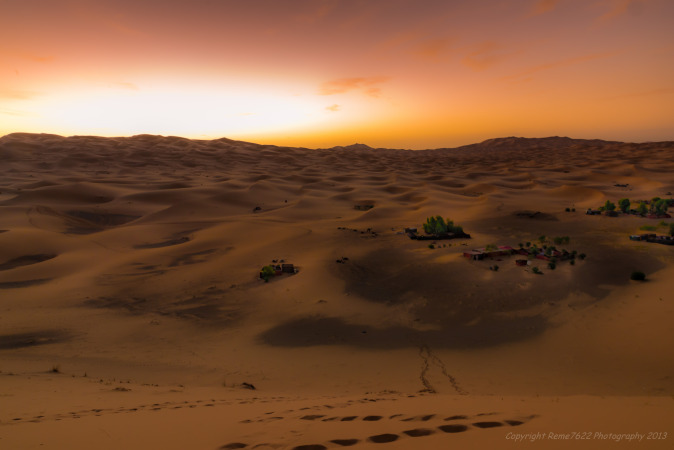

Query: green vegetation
left=532, top=267, right=542, bottom=274
left=422, top=215, right=463, bottom=235
left=485, top=243, right=498, bottom=252
left=637, top=202, right=648, bottom=215
left=428, top=243, right=435, bottom=249
left=618, top=198, right=630, bottom=213
left=630, top=271, right=646, bottom=281
left=548, top=262, right=556, bottom=270
left=260, top=265, right=275, bottom=282
left=602, top=200, right=616, bottom=212
left=639, top=225, right=657, bottom=231
left=553, top=236, right=570, bottom=245
left=651, top=198, right=669, bottom=216
left=538, top=235, right=546, bottom=243
left=578, top=253, right=586, bottom=260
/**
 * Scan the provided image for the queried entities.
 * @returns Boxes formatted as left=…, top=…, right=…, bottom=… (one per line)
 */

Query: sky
left=1, top=0, right=673, bottom=149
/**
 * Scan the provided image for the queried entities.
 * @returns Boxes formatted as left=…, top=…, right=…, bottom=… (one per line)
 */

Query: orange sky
left=2, top=0, right=673, bottom=149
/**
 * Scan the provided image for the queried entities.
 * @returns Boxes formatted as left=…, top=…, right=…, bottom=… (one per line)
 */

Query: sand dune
left=1, top=133, right=673, bottom=449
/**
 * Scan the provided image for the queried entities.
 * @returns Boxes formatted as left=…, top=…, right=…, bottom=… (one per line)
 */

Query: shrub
left=422, top=215, right=463, bottom=234
left=260, top=265, right=275, bottom=282
left=491, top=264, right=499, bottom=272
left=532, top=267, right=542, bottom=274
left=570, top=259, right=575, bottom=265
left=565, top=207, right=570, bottom=212
left=548, top=262, right=556, bottom=270
left=618, top=198, right=630, bottom=213
left=637, top=202, right=648, bottom=215
left=428, top=243, right=435, bottom=249
left=640, top=225, right=657, bottom=231
left=630, top=271, right=646, bottom=281
left=538, top=235, right=546, bottom=243
left=604, top=200, right=616, bottom=211
left=578, top=253, right=586, bottom=260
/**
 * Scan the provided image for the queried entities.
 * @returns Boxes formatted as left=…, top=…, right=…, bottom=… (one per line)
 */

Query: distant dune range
left=1, top=133, right=673, bottom=449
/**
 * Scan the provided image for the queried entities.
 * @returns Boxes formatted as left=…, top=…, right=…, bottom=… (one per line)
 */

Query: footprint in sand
left=223, top=410, right=535, bottom=449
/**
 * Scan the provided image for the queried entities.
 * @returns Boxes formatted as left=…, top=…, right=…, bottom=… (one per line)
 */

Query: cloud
left=597, top=0, right=648, bottom=22
left=22, top=54, right=54, bottom=63
left=462, top=42, right=504, bottom=71
left=325, top=104, right=341, bottom=112
left=501, top=51, right=615, bottom=81
left=529, top=0, right=559, bottom=16
left=319, top=77, right=390, bottom=98
left=111, top=82, right=139, bottom=90
left=410, top=38, right=453, bottom=61
left=0, top=90, right=41, bottom=100
left=293, top=0, right=337, bottom=24
left=1, top=108, right=32, bottom=117
left=600, top=87, right=674, bottom=101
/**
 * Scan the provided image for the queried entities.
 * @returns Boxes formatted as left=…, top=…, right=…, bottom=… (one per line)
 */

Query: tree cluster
left=423, top=216, right=463, bottom=235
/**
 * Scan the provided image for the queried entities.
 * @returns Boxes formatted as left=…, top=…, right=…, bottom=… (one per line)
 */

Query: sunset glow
left=2, top=0, right=673, bottom=148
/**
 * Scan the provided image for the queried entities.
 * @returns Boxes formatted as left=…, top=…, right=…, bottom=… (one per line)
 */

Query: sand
left=0, top=133, right=673, bottom=449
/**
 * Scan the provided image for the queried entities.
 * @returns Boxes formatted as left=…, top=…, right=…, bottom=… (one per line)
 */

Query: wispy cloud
left=410, top=38, right=453, bottom=62
left=293, top=0, right=337, bottom=24
left=325, top=104, right=341, bottom=112
left=0, top=108, right=34, bottom=117
left=529, top=0, right=560, bottom=16
left=597, top=0, right=648, bottom=22
left=0, top=90, right=41, bottom=100
left=21, top=54, right=54, bottom=63
left=600, top=87, right=674, bottom=101
left=110, top=82, right=139, bottom=90
left=462, top=42, right=505, bottom=71
left=319, top=76, right=390, bottom=98
left=501, top=51, right=615, bottom=81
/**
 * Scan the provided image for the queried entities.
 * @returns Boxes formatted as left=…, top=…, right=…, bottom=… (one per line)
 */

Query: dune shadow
left=0, top=278, right=51, bottom=289
left=0, top=330, right=69, bottom=350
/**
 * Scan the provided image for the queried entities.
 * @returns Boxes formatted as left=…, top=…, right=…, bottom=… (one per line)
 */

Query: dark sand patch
left=403, top=428, right=435, bottom=437
left=0, top=278, right=51, bottom=289
left=0, top=330, right=69, bottom=350
left=368, top=434, right=399, bottom=443
left=64, top=210, right=140, bottom=234
left=134, top=236, right=190, bottom=249
left=0, top=254, right=57, bottom=271
left=330, top=439, right=359, bottom=446
left=473, top=421, right=503, bottom=428
left=438, top=424, right=468, bottom=433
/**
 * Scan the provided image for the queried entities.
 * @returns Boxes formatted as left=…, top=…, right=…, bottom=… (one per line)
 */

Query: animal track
left=222, top=411, right=536, bottom=449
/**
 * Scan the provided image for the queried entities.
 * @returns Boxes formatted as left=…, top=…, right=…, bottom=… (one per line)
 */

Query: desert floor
left=1, top=134, right=673, bottom=449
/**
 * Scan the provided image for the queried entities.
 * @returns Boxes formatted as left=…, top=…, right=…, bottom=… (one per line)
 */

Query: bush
left=422, top=215, right=463, bottom=234
left=532, top=267, right=542, bottom=274
left=618, top=198, right=630, bottom=213
left=428, top=243, right=435, bottom=249
left=490, top=264, right=499, bottom=272
left=578, top=253, right=586, bottom=260
left=640, top=225, right=657, bottom=231
left=548, top=262, right=556, bottom=270
left=260, top=265, right=275, bottom=282
left=630, top=271, right=646, bottom=281
left=565, top=207, right=570, bottom=212
left=570, top=259, right=575, bottom=266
